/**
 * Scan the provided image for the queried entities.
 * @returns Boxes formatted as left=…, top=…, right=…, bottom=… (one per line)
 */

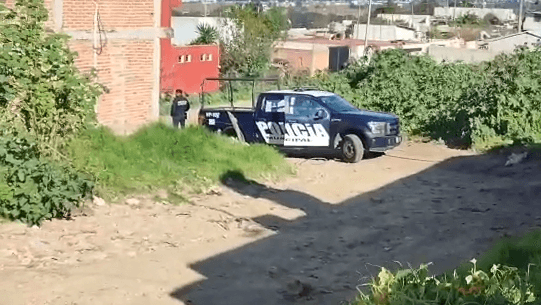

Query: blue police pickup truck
left=198, top=80, right=401, bottom=163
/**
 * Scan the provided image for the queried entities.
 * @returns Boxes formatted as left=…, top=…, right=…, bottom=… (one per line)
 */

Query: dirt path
left=1, top=142, right=540, bottom=305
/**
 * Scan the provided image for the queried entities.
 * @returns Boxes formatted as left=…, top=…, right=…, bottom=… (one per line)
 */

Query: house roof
left=485, top=31, right=541, bottom=43
left=284, top=38, right=417, bottom=48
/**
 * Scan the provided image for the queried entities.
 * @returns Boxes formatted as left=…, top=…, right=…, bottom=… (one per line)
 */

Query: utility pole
left=411, top=0, right=414, bottom=29
left=203, top=0, right=207, bottom=17
left=364, top=0, right=373, bottom=55
left=453, top=0, right=457, bottom=20
left=426, top=0, right=429, bottom=38
left=518, top=0, right=524, bottom=33
left=357, top=0, right=362, bottom=27
left=93, top=0, right=98, bottom=71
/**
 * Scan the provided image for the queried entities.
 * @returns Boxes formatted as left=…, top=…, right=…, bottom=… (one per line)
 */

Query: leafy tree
left=219, top=5, right=290, bottom=77
left=453, top=12, right=485, bottom=26
left=191, top=23, right=219, bottom=45
left=0, top=0, right=102, bottom=156
left=0, top=0, right=97, bottom=225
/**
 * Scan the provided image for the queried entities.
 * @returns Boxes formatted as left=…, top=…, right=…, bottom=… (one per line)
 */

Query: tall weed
left=67, top=123, right=293, bottom=197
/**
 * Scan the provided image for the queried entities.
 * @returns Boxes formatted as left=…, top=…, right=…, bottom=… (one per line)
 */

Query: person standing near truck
left=170, top=89, right=190, bottom=129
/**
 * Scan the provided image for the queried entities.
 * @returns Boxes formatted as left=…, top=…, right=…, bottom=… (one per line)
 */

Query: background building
left=4, top=0, right=220, bottom=133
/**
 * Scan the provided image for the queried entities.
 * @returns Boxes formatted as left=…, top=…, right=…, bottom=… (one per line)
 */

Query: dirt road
left=1, top=142, right=540, bottom=305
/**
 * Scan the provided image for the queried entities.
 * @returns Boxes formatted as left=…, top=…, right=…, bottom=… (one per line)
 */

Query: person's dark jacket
left=171, top=96, right=190, bottom=118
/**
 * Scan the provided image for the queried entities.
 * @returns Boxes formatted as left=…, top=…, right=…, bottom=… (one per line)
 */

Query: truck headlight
left=368, top=121, right=388, bottom=136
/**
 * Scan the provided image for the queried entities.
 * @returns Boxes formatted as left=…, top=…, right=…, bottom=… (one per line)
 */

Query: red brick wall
left=5, top=0, right=189, bottom=133
left=70, top=40, right=155, bottom=133
left=273, top=47, right=329, bottom=75
left=7, top=0, right=161, bottom=134
left=161, top=40, right=220, bottom=94
left=62, top=0, right=155, bottom=31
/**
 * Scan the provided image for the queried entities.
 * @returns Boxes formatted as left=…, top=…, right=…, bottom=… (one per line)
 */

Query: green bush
left=67, top=123, right=293, bottom=198
left=453, top=230, right=541, bottom=299
left=352, top=229, right=541, bottom=305
left=0, top=0, right=98, bottom=226
left=303, top=48, right=541, bottom=149
left=0, top=0, right=102, bottom=156
left=353, top=260, right=536, bottom=305
left=0, top=134, right=93, bottom=226
left=347, top=50, right=486, bottom=143
left=465, top=48, right=541, bottom=147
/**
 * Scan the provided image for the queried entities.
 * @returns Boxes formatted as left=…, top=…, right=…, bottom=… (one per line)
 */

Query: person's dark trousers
left=172, top=116, right=186, bottom=129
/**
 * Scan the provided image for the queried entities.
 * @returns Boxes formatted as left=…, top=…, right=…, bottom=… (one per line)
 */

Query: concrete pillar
left=152, top=0, right=162, bottom=121
left=53, top=0, right=63, bottom=31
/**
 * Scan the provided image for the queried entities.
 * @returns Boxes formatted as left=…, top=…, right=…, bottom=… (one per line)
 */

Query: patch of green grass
left=453, top=229, right=541, bottom=297
left=472, top=136, right=513, bottom=153
left=67, top=123, right=294, bottom=200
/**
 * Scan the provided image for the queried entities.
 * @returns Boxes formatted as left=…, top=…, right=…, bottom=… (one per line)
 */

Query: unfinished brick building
left=5, top=0, right=166, bottom=134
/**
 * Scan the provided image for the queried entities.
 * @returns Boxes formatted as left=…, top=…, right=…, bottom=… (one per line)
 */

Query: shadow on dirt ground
left=171, top=151, right=541, bottom=305
left=279, top=148, right=385, bottom=162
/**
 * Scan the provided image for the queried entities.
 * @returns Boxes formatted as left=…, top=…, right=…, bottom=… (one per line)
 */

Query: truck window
left=262, top=94, right=287, bottom=113
left=319, top=94, right=357, bottom=112
left=288, top=96, right=325, bottom=118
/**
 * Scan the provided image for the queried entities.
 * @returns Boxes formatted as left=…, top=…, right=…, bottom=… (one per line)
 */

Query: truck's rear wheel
left=223, top=127, right=238, bottom=138
left=341, top=134, right=364, bottom=163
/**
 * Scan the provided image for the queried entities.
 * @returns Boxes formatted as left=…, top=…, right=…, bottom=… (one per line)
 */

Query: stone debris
left=125, top=198, right=141, bottom=206
left=93, top=196, right=106, bottom=207
left=285, top=278, right=313, bottom=297
left=505, top=151, right=528, bottom=166
left=370, top=197, right=383, bottom=203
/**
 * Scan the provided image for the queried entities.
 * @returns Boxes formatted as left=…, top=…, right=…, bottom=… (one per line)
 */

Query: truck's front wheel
left=341, top=134, right=364, bottom=163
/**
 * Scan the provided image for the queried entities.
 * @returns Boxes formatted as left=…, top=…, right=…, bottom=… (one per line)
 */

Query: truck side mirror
left=315, top=109, right=326, bottom=120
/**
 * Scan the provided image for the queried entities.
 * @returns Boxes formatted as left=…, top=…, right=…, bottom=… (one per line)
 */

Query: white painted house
left=171, top=17, right=233, bottom=45
left=353, top=24, right=417, bottom=41
left=482, top=31, right=541, bottom=53
left=377, top=14, right=431, bottom=32
left=433, top=7, right=516, bottom=21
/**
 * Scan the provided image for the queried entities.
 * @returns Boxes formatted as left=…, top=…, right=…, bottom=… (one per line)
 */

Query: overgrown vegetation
left=352, top=230, right=541, bottom=305
left=452, top=12, right=487, bottom=27
left=448, top=13, right=488, bottom=41
left=0, top=131, right=93, bottom=225
left=301, top=48, right=541, bottom=149
left=0, top=0, right=100, bottom=225
left=0, top=0, right=101, bottom=156
left=67, top=123, right=293, bottom=199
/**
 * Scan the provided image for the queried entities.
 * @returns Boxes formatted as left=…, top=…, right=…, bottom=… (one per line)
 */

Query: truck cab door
left=284, top=95, right=331, bottom=147
left=254, top=94, right=287, bottom=146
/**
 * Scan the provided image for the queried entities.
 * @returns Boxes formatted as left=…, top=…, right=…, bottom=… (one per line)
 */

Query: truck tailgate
left=199, top=108, right=260, bottom=142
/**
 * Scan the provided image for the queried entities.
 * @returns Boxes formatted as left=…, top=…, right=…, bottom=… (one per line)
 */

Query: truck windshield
left=319, top=95, right=358, bottom=112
